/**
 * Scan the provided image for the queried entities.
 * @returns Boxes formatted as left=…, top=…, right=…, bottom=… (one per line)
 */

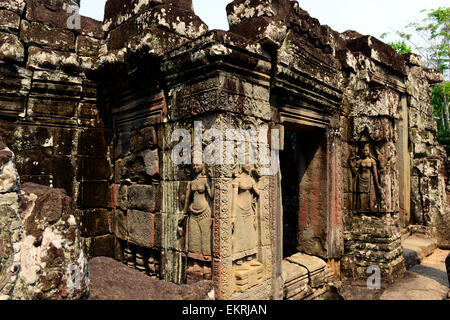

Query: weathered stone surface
left=0, top=138, right=19, bottom=194
left=1, top=137, right=88, bottom=300
left=77, top=156, right=110, bottom=181
left=131, top=126, right=158, bottom=153
left=76, top=35, right=101, bottom=57
left=402, top=249, right=420, bottom=270
left=103, top=0, right=195, bottom=31
left=0, top=0, right=447, bottom=302
left=27, top=46, right=79, bottom=71
left=380, top=270, right=448, bottom=300
left=406, top=63, right=448, bottom=243
left=281, top=253, right=332, bottom=300
left=286, top=253, right=327, bottom=272
left=342, top=213, right=406, bottom=284
left=127, top=209, right=155, bottom=248
left=78, top=181, right=110, bottom=208
left=143, top=149, right=160, bottom=177
left=25, top=0, right=103, bottom=38
left=128, top=185, right=157, bottom=212
left=117, top=150, right=160, bottom=182
left=347, top=35, right=407, bottom=75
left=0, top=138, right=22, bottom=299
left=14, top=183, right=89, bottom=300
left=0, top=32, right=24, bottom=62
left=339, top=281, right=384, bottom=300
left=78, top=128, right=108, bottom=156
left=20, top=20, right=75, bottom=51
left=79, top=209, right=111, bottom=237
left=423, top=68, right=444, bottom=84
left=100, top=1, right=208, bottom=65
left=138, top=5, right=208, bottom=39
left=0, top=9, right=20, bottom=32
left=0, top=0, right=26, bottom=14
left=28, top=0, right=80, bottom=9
left=226, top=0, right=289, bottom=46
left=88, top=256, right=214, bottom=300
left=28, top=98, right=78, bottom=118
left=350, top=87, right=401, bottom=119
left=402, top=235, right=437, bottom=263
left=435, top=201, right=450, bottom=249
left=403, top=53, right=422, bottom=67
left=84, top=234, right=115, bottom=258
left=113, top=209, right=127, bottom=240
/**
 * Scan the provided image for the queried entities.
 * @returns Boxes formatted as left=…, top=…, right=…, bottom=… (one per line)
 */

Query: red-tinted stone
left=88, top=256, right=214, bottom=300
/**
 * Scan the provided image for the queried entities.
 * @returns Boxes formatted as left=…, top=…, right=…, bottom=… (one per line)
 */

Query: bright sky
left=80, top=0, right=449, bottom=43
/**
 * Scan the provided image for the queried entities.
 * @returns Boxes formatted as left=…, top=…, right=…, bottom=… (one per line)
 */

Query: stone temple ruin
left=0, top=0, right=448, bottom=300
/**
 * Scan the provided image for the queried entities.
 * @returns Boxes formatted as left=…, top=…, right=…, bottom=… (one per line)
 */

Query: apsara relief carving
left=350, top=143, right=384, bottom=213
left=178, top=163, right=213, bottom=282
left=231, top=163, right=264, bottom=292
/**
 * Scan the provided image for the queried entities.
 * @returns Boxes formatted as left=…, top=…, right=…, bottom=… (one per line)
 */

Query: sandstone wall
left=0, top=0, right=447, bottom=300
left=97, top=0, right=448, bottom=297
left=0, top=137, right=89, bottom=300
left=405, top=57, right=449, bottom=248
left=0, top=0, right=113, bottom=258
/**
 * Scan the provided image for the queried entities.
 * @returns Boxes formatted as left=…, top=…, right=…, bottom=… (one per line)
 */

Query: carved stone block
left=127, top=209, right=155, bottom=248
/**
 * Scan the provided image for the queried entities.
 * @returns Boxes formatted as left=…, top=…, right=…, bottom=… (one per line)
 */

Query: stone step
left=281, top=253, right=331, bottom=300
left=402, top=234, right=437, bottom=269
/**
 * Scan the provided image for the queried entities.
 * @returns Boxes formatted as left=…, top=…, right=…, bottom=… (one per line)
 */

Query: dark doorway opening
left=280, top=124, right=327, bottom=259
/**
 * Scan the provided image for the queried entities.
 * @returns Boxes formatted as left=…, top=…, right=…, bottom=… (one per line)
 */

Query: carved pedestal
left=187, top=259, right=212, bottom=283
left=234, top=259, right=264, bottom=292
left=341, top=213, right=405, bottom=284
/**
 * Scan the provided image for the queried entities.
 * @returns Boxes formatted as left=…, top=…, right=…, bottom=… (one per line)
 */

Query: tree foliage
left=381, top=7, right=449, bottom=149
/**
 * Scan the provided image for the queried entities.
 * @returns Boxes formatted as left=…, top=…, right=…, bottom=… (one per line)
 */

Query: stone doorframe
left=278, top=104, right=344, bottom=264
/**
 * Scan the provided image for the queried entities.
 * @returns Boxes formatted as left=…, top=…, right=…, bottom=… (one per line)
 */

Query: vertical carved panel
left=230, top=164, right=265, bottom=293
left=349, top=143, right=383, bottom=213
left=213, top=178, right=233, bottom=299
left=179, top=163, right=214, bottom=283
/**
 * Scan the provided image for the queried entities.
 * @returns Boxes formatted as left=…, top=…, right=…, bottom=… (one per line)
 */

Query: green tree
left=381, top=7, right=449, bottom=148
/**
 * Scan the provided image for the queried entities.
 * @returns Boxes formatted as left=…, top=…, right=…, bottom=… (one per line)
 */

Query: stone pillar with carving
left=404, top=53, right=449, bottom=248
left=340, top=38, right=407, bottom=284
left=99, top=0, right=210, bottom=285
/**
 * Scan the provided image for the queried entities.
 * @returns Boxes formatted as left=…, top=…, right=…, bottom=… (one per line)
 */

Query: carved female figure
left=350, top=144, right=382, bottom=212
left=231, top=164, right=260, bottom=264
left=178, top=163, right=213, bottom=262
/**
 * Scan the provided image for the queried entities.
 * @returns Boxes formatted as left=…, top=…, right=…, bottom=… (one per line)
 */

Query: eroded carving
left=147, top=254, right=161, bottom=279
left=124, top=246, right=135, bottom=268
left=122, top=242, right=161, bottom=279
left=350, top=143, right=383, bottom=212
left=178, top=163, right=213, bottom=282
left=232, top=163, right=260, bottom=262
left=231, top=163, right=264, bottom=292
left=135, top=250, right=146, bottom=273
